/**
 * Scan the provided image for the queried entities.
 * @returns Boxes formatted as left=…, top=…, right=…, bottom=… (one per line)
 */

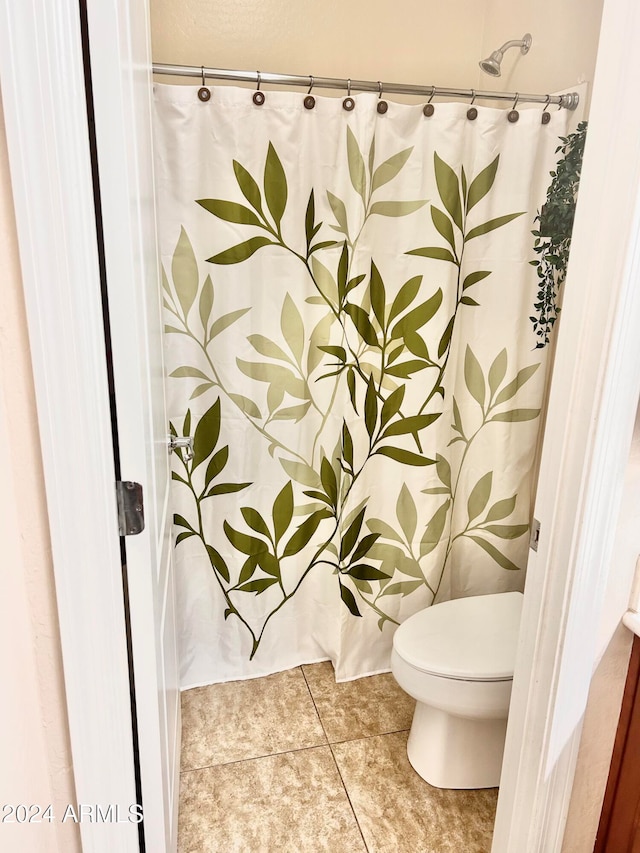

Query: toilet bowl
left=390, top=591, right=523, bottom=790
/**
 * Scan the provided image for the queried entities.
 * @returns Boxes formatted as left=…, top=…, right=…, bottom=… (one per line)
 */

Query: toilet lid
left=392, top=592, right=523, bottom=681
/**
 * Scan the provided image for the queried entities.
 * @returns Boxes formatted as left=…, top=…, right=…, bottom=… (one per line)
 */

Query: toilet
left=390, top=590, right=523, bottom=790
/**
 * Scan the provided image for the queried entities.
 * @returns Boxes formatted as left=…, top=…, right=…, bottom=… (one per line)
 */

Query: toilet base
left=407, top=701, right=507, bottom=789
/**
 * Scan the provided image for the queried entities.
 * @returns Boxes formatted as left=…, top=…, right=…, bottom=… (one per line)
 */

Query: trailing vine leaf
left=327, top=191, right=349, bottom=235
left=204, top=446, right=229, bottom=488
left=420, top=500, right=450, bottom=557
left=466, top=212, right=524, bottom=241
left=207, top=236, right=275, bottom=265
left=467, top=472, right=493, bottom=522
left=434, top=153, right=463, bottom=230
left=531, top=122, right=587, bottom=346
left=462, top=270, right=491, bottom=291
left=482, top=523, right=529, bottom=539
left=340, top=507, right=367, bottom=561
left=468, top=535, right=520, bottom=571
left=273, top=481, right=294, bottom=543
left=279, top=459, right=321, bottom=489
left=272, top=402, right=312, bottom=422
left=199, top=275, right=214, bottom=335
left=241, top=506, right=271, bottom=538
left=466, top=156, right=499, bottom=211
left=281, top=293, right=305, bottom=362
left=380, top=580, right=423, bottom=597
left=435, top=454, right=451, bottom=490
left=347, top=564, right=390, bottom=581
left=364, top=376, right=378, bottom=439
left=381, top=413, right=439, bottom=438
left=370, top=261, right=386, bottom=328
left=370, top=201, right=428, bottom=217
left=366, top=517, right=404, bottom=543
left=206, top=482, right=252, bottom=496
left=431, top=207, right=456, bottom=251
left=344, top=303, right=379, bottom=346
left=248, top=334, right=291, bottom=363
left=489, top=409, right=540, bottom=422
left=340, top=582, right=362, bottom=617
left=375, top=447, right=435, bottom=466
left=236, top=359, right=308, bottom=399
left=264, top=142, right=288, bottom=230
left=209, top=308, right=251, bottom=340
left=388, top=277, right=422, bottom=324
left=192, top=399, right=221, bottom=470
left=196, top=199, right=263, bottom=227
left=223, top=520, right=269, bottom=556
left=206, top=544, right=230, bottom=582
left=494, top=364, right=540, bottom=405
left=371, top=147, right=413, bottom=192
left=488, top=349, right=508, bottom=396
left=282, top=509, right=333, bottom=556
left=233, top=159, right=264, bottom=217
left=310, top=257, right=339, bottom=306
left=228, top=393, right=262, bottom=419
left=172, top=227, right=199, bottom=318
left=170, top=366, right=211, bottom=381
left=406, top=246, right=456, bottom=263
left=464, top=346, right=486, bottom=408
left=238, top=577, right=280, bottom=594
left=346, top=127, right=367, bottom=204
left=484, top=495, right=517, bottom=522
left=190, top=382, right=215, bottom=399
left=396, top=483, right=417, bottom=543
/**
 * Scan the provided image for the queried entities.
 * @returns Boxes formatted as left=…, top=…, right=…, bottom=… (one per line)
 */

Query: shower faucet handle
left=168, top=434, right=194, bottom=461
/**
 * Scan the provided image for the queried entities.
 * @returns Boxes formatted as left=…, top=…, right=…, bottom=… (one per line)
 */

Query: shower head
left=479, top=33, right=532, bottom=78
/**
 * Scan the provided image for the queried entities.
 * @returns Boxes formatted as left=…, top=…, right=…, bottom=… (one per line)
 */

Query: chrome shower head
left=479, top=33, right=532, bottom=78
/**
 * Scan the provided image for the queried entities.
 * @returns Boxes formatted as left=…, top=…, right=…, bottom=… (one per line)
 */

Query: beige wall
left=0, top=97, right=80, bottom=853
left=480, top=0, right=604, bottom=99
left=151, top=0, right=604, bottom=107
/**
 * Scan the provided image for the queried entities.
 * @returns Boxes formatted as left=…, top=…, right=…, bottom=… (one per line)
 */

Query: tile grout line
left=300, top=666, right=370, bottom=853
left=328, top=741, right=371, bottom=853
left=180, top=740, right=335, bottom=775
left=300, top=664, right=331, bottom=744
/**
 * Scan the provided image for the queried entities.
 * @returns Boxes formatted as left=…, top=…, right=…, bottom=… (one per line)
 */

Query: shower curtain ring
left=253, top=71, right=265, bottom=106
left=343, top=78, right=355, bottom=111
left=304, top=75, right=316, bottom=110
left=541, top=94, right=551, bottom=124
left=423, top=86, right=436, bottom=117
left=508, top=92, right=520, bottom=123
left=467, top=89, right=478, bottom=121
left=377, top=81, right=388, bottom=114
left=198, top=65, right=211, bottom=102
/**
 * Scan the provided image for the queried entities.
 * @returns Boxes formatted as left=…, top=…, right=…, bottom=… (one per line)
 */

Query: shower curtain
left=153, top=84, right=567, bottom=687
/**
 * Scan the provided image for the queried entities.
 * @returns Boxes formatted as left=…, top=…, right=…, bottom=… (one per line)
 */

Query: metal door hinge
left=116, top=481, right=145, bottom=536
left=529, top=518, right=541, bottom=552
left=168, top=434, right=194, bottom=460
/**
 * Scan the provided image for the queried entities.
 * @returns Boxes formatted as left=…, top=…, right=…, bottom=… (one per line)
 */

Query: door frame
left=0, top=2, right=140, bottom=852
left=1, top=1, right=639, bottom=852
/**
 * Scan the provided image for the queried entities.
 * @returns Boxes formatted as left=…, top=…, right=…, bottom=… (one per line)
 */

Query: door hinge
left=529, top=517, right=541, bottom=552
left=116, top=481, right=145, bottom=536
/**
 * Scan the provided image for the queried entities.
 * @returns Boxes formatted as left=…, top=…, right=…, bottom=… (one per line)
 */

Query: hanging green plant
left=530, top=120, right=587, bottom=348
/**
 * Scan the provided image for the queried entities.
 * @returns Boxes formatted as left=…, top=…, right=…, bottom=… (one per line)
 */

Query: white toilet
left=390, top=590, right=523, bottom=790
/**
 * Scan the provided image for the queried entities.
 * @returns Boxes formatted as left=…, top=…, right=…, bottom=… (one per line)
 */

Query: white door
left=84, top=1, right=180, bottom=850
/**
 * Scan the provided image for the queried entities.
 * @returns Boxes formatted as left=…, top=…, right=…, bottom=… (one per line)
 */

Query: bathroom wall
left=150, top=0, right=604, bottom=102
left=480, top=0, right=604, bottom=101
left=150, top=0, right=485, bottom=89
left=0, top=97, right=80, bottom=853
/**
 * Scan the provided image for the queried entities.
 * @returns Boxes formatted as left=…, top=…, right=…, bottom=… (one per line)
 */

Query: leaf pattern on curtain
left=162, top=129, right=540, bottom=661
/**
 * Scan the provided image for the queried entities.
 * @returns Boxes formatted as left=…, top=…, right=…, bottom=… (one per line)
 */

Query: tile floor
left=178, top=662, right=498, bottom=852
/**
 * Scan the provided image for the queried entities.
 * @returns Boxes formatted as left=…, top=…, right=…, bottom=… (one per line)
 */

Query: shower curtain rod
left=152, top=63, right=580, bottom=110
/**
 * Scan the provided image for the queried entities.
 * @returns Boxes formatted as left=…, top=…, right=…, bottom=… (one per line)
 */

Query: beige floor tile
left=332, top=731, right=498, bottom=853
left=178, top=746, right=367, bottom=853
left=302, top=661, right=416, bottom=743
left=180, top=667, right=327, bottom=771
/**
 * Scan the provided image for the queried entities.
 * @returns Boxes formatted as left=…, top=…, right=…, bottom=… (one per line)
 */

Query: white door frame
left=1, top=0, right=639, bottom=851
left=0, top=2, right=139, bottom=852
